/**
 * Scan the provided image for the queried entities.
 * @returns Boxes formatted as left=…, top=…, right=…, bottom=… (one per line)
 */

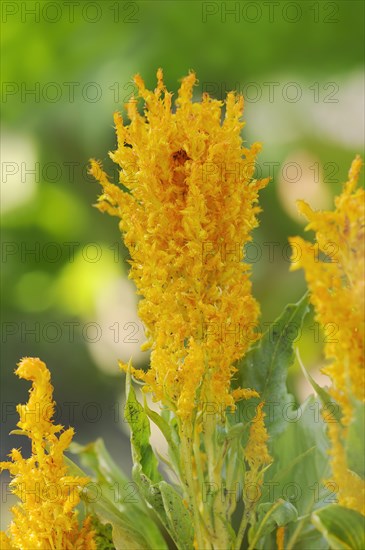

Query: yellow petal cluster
left=0, top=358, right=95, bottom=549
left=290, top=156, right=364, bottom=422
left=327, top=421, right=365, bottom=515
left=90, top=69, right=268, bottom=419
left=244, top=402, right=272, bottom=475
left=290, top=157, right=364, bottom=514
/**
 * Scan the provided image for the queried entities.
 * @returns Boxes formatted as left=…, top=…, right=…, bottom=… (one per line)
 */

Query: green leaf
left=143, top=398, right=181, bottom=474
left=131, top=442, right=189, bottom=550
left=84, top=480, right=153, bottom=549
left=257, top=499, right=298, bottom=535
left=125, top=371, right=191, bottom=550
left=70, top=438, right=130, bottom=487
left=92, top=512, right=148, bottom=550
left=249, top=499, right=298, bottom=549
left=237, top=293, right=309, bottom=436
left=110, top=523, right=149, bottom=550
left=259, top=396, right=331, bottom=549
left=125, top=373, right=162, bottom=484
left=66, top=444, right=167, bottom=550
left=291, top=523, right=329, bottom=550
left=312, top=505, right=365, bottom=550
left=224, top=422, right=245, bottom=441
left=90, top=516, right=115, bottom=550
left=133, top=466, right=168, bottom=522
left=159, top=481, right=194, bottom=550
left=345, top=398, right=365, bottom=478
left=65, top=454, right=157, bottom=549
left=69, top=438, right=144, bottom=522
left=296, top=348, right=341, bottom=422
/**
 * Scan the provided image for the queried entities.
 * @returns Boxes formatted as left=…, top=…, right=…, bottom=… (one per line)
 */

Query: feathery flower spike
left=0, top=357, right=96, bottom=549
left=290, top=157, right=364, bottom=514
left=90, top=69, right=269, bottom=420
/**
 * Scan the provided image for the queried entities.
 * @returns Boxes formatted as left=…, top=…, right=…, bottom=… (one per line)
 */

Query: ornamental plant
left=1, top=71, right=364, bottom=550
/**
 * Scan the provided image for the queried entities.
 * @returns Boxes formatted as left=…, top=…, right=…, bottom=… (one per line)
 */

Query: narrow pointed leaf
left=312, top=504, right=365, bottom=550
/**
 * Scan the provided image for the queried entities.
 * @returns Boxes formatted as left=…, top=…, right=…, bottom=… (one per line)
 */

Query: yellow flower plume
left=0, top=357, right=96, bottom=550
left=290, top=156, right=364, bottom=514
left=90, top=69, right=269, bottom=420
left=290, top=156, right=364, bottom=423
left=244, top=402, right=272, bottom=481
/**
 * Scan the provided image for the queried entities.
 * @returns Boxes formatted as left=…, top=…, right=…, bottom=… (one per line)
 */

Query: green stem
left=247, top=499, right=283, bottom=550
left=234, top=501, right=254, bottom=550
left=204, top=411, right=231, bottom=550
left=285, top=499, right=314, bottom=550
left=180, top=426, right=207, bottom=549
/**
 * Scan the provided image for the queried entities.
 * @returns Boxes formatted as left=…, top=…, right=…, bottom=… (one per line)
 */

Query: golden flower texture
left=290, top=156, right=364, bottom=514
left=244, top=402, right=272, bottom=481
left=326, top=421, right=364, bottom=515
left=0, top=358, right=95, bottom=549
left=90, top=69, right=269, bottom=420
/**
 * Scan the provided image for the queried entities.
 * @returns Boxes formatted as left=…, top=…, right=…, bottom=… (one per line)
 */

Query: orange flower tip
left=259, top=176, right=271, bottom=187
left=232, top=388, right=260, bottom=402
left=349, top=155, right=362, bottom=179
left=17, top=356, right=43, bottom=367
left=251, top=141, right=263, bottom=153
left=346, top=155, right=363, bottom=193
left=113, top=111, right=123, bottom=123
left=295, top=199, right=314, bottom=220
left=141, top=341, right=152, bottom=351
left=180, top=71, right=197, bottom=89
left=156, top=67, right=164, bottom=84
left=15, top=357, right=48, bottom=380
left=133, top=73, right=145, bottom=91
left=88, top=159, right=102, bottom=177
left=118, top=360, right=128, bottom=373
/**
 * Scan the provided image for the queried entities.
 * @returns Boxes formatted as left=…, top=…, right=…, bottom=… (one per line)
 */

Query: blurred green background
left=1, top=0, right=364, bottom=510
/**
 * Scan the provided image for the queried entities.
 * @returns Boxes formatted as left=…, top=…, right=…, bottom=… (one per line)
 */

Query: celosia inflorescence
left=290, top=157, right=364, bottom=514
left=0, top=358, right=95, bottom=550
left=290, top=157, right=364, bottom=423
left=90, top=69, right=269, bottom=420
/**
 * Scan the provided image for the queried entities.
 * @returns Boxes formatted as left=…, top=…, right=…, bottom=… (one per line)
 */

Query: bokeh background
left=1, top=0, right=364, bottom=525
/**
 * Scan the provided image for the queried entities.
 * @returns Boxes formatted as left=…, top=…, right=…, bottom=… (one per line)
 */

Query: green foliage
left=66, top=439, right=167, bottom=550
left=249, top=499, right=298, bottom=549
left=260, top=395, right=331, bottom=549
left=125, top=371, right=193, bottom=550
left=234, top=295, right=339, bottom=549
left=159, top=481, right=194, bottom=550
left=297, top=350, right=342, bottom=422
left=125, top=374, right=162, bottom=484
left=90, top=517, right=115, bottom=550
left=312, top=505, right=365, bottom=550
left=237, top=293, right=309, bottom=436
left=70, top=438, right=130, bottom=487
left=143, top=397, right=181, bottom=473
